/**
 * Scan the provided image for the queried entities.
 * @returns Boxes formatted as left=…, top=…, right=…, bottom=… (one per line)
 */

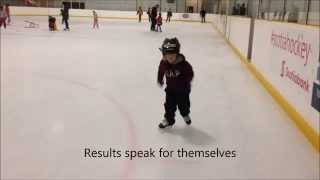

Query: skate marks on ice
left=5, top=70, right=138, bottom=178
left=25, top=70, right=138, bottom=142
left=159, top=125, right=215, bottom=146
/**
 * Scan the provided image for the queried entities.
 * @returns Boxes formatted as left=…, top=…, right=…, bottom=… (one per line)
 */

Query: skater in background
left=157, top=38, right=194, bottom=128
left=232, top=4, right=240, bottom=15
left=48, top=16, right=57, bottom=31
left=200, top=8, right=206, bottom=23
left=62, top=2, right=70, bottom=30
left=150, top=5, right=158, bottom=31
left=60, top=8, right=64, bottom=24
left=137, top=6, right=143, bottom=23
left=239, top=3, right=246, bottom=16
left=93, top=10, right=99, bottom=29
left=0, top=5, right=7, bottom=29
left=25, top=0, right=36, bottom=6
left=4, top=4, right=10, bottom=25
left=166, top=8, right=172, bottom=22
left=147, top=7, right=151, bottom=22
left=156, top=13, right=162, bottom=32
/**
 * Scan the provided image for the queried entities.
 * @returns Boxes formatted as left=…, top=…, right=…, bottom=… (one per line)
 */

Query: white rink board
left=10, top=6, right=213, bottom=22
left=226, top=16, right=251, bottom=57
left=212, top=14, right=227, bottom=34
left=252, top=20, right=320, bottom=134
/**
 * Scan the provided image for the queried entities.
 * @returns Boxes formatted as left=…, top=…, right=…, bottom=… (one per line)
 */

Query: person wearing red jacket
left=48, top=16, right=56, bottom=31
left=156, top=13, right=162, bottom=32
left=157, top=38, right=194, bottom=128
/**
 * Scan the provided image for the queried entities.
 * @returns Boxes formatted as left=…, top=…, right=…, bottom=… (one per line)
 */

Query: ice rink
left=1, top=16, right=319, bottom=179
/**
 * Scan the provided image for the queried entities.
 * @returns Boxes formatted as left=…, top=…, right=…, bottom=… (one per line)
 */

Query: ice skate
left=183, top=115, right=191, bottom=125
left=158, top=119, right=172, bottom=129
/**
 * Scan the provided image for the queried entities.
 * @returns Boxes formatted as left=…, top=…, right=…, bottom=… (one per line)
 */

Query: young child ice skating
left=48, top=16, right=57, bottom=31
left=156, top=13, right=163, bottom=32
left=93, top=10, right=99, bottom=29
left=157, top=38, right=194, bottom=128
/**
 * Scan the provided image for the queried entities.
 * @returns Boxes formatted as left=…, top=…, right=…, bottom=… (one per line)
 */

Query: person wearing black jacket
left=157, top=38, right=194, bottom=128
left=137, top=6, right=143, bottom=22
left=147, top=7, right=151, bottom=22
left=166, top=9, right=172, bottom=22
left=62, top=2, right=70, bottom=30
left=239, top=3, right=246, bottom=16
left=60, top=8, right=64, bottom=24
left=200, top=9, right=206, bottom=23
left=150, top=5, right=158, bottom=31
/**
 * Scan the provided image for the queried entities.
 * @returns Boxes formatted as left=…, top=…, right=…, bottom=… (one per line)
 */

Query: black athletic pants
left=151, top=18, right=156, bottom=31
left=164, top=90, right=190, bottom=125
left=63, top=18, right=69, bottom=29
left=201, top=17, right=206, bottom=23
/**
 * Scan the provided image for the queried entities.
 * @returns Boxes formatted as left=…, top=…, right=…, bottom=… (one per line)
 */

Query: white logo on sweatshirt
left=165, top=70, right=181, bottom=78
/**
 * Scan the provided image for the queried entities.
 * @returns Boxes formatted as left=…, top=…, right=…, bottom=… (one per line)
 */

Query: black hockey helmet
left=160, top=37, right=180, bottom=55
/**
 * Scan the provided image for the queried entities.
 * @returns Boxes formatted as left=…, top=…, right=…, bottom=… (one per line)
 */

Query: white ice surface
left=1, top=16, right=319, bottom=179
